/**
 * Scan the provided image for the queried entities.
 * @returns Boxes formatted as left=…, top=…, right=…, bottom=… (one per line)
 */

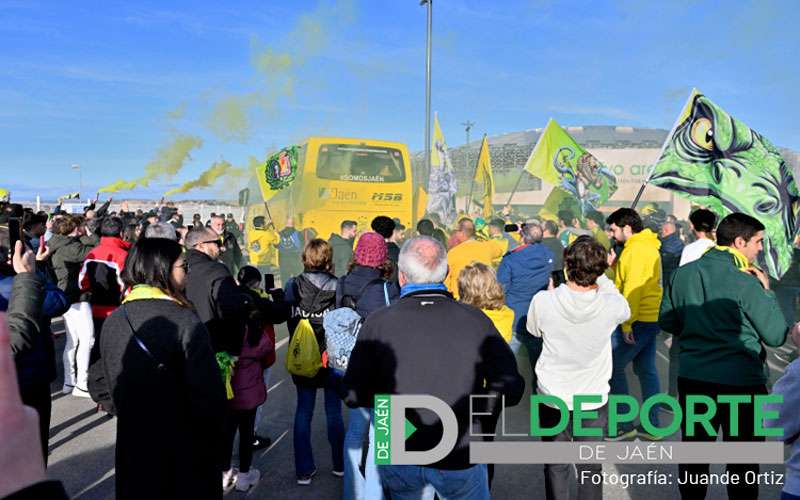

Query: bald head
left=398, top=236, right=448, bottom=285
left=185, top=226, right=214, bottom=248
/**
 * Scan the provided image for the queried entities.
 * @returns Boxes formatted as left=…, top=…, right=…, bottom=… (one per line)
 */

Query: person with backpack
left=220, top=266, right=287, bottom=492
left=333, top=232, right=399, bottom=500
left=79, top=216, right=130, bottom=412
left=284, top=239, right=344, bottom=486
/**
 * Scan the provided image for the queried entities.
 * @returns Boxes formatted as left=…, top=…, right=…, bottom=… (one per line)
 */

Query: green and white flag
left=524, top=119, right=617, bottom=216
left=648, top=88, right=800, bottom=278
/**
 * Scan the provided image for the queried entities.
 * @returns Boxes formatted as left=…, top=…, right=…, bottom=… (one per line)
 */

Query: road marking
left=267, top=380, right=284, bottom=393
left=768, top=360, right=786, bottom=374
left=74, top=468, right=115, bottom=499
left=276, top=337, right=288, bottom=349
left=259, top=429, right=289, bottom=459
left=656, top=351, right=669, bottom=363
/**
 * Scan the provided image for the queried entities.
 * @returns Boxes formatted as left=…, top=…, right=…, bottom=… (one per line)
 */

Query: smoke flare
left=99, top=134, right=203, bottom=193
left=164, top=160, right=245, bottom=196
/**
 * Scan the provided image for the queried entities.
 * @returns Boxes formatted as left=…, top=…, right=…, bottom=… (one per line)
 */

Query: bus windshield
left=315, top=144, right=405, bottom=183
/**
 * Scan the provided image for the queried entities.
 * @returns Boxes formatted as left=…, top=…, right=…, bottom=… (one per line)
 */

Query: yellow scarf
left=123, top=285, right=177, bottom=303
left=708, top=246, right=750, bottom=272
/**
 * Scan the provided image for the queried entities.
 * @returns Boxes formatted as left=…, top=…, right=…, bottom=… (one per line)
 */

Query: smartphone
left=263, top=273, right=275, bottom=291
left=8, top=218, right=22, bottom=257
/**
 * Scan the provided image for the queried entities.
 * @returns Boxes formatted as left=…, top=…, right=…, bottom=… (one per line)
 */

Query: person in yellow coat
left=444, top=225, right=506, bottom=298
left=457, top=262, right=514, bottom=343
left=246, top=216, right=279, bottom=274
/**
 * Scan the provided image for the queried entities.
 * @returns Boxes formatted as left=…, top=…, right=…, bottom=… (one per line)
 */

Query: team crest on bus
left=265, top=146, right=298, bottom=190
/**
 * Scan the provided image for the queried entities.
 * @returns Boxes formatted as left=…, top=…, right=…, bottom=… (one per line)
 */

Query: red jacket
left=79, top=236, right=131, bottom=318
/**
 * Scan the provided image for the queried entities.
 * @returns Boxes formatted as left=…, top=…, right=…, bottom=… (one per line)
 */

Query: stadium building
left=414, top=125, right=800, bottom=219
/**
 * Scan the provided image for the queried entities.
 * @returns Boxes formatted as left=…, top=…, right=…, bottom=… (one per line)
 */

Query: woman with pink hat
left=335, top=231, right=399, bottom=500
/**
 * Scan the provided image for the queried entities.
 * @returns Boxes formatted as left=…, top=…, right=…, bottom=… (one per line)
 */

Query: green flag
left=524, top=119, right=617, bottom=215
left=648, top=89, right=800, bottom=279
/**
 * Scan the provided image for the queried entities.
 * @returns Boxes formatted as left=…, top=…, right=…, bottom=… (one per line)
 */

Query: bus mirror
left=239, top=188, right=250, bottom=207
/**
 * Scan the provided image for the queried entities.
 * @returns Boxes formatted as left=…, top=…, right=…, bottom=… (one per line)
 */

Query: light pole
left=421, top=0, right=432, bottom=187
left=461, top=120, right=474, bottom=212
left=461, top=120, right=474, bottom=170
left=71, top=163, right=82, bottom=199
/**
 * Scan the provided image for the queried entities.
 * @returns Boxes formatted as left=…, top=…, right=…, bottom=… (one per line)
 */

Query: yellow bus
left=245, top=136, right=416, bottom=243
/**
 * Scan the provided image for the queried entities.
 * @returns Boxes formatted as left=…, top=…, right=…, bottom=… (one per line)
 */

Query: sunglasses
left=195, top=239, right=221, bottom=248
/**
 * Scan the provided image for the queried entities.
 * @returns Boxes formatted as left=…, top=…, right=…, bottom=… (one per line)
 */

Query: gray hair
left=144, top=222, right=177, bottom=241
left=522, top=222, right=543, bottom=244
left=398, top=236, right=448, bottom=284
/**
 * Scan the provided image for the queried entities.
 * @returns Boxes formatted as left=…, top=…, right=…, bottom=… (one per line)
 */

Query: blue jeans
left=254, top=367, right=271, bottom=434
left=610, top=322, right=661, bottom=431
left=509, top=313, right=543, bottom=393
left=378, top=464, right=489, bottom=500
left=344, top=407, right=383, bottom=500
left=293, top=374, right=345, bottom=476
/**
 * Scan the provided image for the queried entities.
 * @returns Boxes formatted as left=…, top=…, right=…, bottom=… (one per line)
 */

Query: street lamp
left=71, top=163, right=82, bottom=199
left=421, top=0, right=432, bottom=187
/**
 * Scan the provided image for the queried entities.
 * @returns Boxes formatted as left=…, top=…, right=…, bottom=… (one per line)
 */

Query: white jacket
left=526, top=275, right=631, bottom=410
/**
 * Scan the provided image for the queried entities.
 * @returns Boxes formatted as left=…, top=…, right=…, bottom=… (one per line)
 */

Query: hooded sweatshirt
left=613, top=228, right=662, bottom=332
left=481, top=306, right=515, bottom=343
left=527, top=275, right=631, bottom=409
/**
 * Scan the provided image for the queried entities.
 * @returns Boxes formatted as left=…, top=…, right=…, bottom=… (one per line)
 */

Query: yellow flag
left=0, top=188, right=8, bottom=201
left=473, top=135, right=494, bottom=217
left=431, top=112, right=447, bottom=168
left=415, top=186, right=428, bottom=221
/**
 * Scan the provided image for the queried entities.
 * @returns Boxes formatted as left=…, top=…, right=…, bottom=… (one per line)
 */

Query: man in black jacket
left=184, top=227, right=248, bottom=356
left=210, top=215, right=243, bottom=276
left=343, top=236, right=524, bottom=497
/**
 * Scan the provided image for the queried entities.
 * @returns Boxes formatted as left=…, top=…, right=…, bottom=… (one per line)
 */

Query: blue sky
left=1, top=0, right=798, bottom=200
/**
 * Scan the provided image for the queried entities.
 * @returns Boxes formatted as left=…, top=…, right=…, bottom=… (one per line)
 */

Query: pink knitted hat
left=354, top=232, right=388, bottom=268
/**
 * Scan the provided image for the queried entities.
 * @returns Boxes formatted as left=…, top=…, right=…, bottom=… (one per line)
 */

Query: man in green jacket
left=660, top=212, right=793, bottom=500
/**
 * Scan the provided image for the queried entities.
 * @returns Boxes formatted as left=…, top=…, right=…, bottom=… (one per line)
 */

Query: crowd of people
left=2, top=196, right=800, bottom=500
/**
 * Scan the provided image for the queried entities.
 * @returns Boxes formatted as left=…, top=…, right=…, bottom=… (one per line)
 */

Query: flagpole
left=467, top=134, right=486, bottom=215
left=506, top=168, right=527, bottom=207
left=631, top=88, right=697, bottom=209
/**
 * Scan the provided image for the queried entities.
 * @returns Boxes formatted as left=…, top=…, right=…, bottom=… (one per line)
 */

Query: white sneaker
left=62, top=384, right=74, bottom=395
left=235, top=469, right=261, bottom=491
left=222, top=468, right=238, bottom=491
left=71, top=387, right=91, bottom=398
left=331, top=470, right=344, bottom=478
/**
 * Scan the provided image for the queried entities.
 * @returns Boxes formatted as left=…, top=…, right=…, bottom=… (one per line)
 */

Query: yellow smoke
left=99, top=134, right=203, bottom=193
left=166, top=103, right=186, bottom=121
left=207, top=94, right=255, bottom=143
left=98, top=179, right=138, bottom=193
left=206, top=0, right=355, bottom=143
left=164, top=160, right=245, bottom=196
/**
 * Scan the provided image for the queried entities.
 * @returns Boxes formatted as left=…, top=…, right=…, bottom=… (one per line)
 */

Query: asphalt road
left=45, top=320, right=792, bottom=500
